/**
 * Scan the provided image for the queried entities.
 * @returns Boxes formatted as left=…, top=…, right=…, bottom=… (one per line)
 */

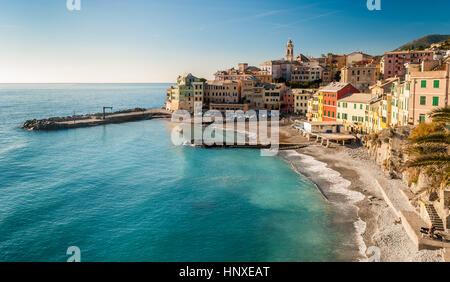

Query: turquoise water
left=0, top=84, right=342, bottom=262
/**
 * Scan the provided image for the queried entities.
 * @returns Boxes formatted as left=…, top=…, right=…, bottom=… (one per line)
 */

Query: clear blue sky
left=0, top=0, right=449, bottom=83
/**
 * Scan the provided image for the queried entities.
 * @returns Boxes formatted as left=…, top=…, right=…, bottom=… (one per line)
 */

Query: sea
left=0, top=83, right=362, bottom=262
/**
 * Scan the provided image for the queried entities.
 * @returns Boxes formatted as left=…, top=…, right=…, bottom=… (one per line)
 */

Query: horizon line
left=0, top=82, right=175, bottom=84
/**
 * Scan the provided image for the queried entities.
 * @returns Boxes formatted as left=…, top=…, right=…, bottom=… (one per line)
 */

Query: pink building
left=384, top=50, right=434, bottom=79
left=281, top=90, right=295, bottom=114
left=408, top=64, right=450, bottom=125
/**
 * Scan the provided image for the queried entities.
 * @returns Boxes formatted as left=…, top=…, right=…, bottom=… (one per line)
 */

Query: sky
left=0, top=0, right=449, bottom=83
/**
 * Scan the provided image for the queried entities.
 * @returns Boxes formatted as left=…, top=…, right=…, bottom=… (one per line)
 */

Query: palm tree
left=428, top=106, right=450, bottom=124
left=408, top=106, right=450, bottom=188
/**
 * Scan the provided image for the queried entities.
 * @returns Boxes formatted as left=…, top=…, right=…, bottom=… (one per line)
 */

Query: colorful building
left=319, top=82, right=359, bottom=122
left=346, top=52, right=373, bottom=66
left=341, top=64, right=378, bottom=93
left=383, top=50, right=434, bottom=79
left=307, top=93, right=319, bottom=122
left=165, top=73, right=204, bottom=113
left=215, top=63, right=272, bottom=83
left=281, top=89, right=295, bottom=114
left=370, top=77, right=398, bottom=96
left=408, top=64, right=450, bottom=124
left=366, top=98, right=383, bottom=133
left=380, top=95, right=391, bottom=129
left=262, top=83, right=287, bottom=110
left=292, top=89, right=315, bottom=115
left=336, top=93, right=373, bottom=134
left=204, top=80, right=240, bottom=106
left=389, top=80, right=410, bottom=127
left=238, top=78, right=265, bottom=110
left=290, top=62, right=323, bottom=83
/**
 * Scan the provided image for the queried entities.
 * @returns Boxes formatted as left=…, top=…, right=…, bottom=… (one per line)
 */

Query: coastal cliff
left=362, top=126, right=447, bottom=197
left=363, top=127, right=412, bottom=181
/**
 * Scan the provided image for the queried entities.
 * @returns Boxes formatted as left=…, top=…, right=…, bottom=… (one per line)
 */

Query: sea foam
left=280, top=150, right=368, bottom=261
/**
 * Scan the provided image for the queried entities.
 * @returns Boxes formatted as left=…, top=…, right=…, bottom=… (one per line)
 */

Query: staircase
left=425, top=204, right=445, bottom=231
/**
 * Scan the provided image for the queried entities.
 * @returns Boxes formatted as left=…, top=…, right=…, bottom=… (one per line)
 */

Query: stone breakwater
left=22, top=108, right=172, bottom=131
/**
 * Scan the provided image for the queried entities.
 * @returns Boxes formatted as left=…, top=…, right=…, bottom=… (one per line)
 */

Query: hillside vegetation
left=395, top=34, right=450, bottom=51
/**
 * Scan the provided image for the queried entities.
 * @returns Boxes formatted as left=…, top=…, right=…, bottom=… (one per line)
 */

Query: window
left=421, top=80, right=426, bottom=88
left=338, top=102, right=340, bottom=107
left=360, top=104, right=363, bottom=110
left=354, top=104, right=356, bottom=109
left=433, top=80, right=440, bottom=88
left=419, top=114, right=425, bottom=123
left=337, top=113, right=340, bottom=119
left=420, top=96, right=426, bottom=105
left=432, top=97, right=439, bottom=106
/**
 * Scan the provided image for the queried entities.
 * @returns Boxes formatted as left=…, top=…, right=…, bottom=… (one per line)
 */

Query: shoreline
left=172, top=119, right=444, bottom=261
left=289, top=144, right=444, bottom=262
left=258, top=121, right=444, bottom=261
left=279, top=149, right=366, bottom=261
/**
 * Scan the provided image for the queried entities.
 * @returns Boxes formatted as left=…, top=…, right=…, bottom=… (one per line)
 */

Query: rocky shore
left=22, top=108, right=172, bottom=131
left=278, top=122, right=444, bottom=261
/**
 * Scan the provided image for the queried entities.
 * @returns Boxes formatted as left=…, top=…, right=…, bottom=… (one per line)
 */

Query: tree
left=408, top=107, right=450, bottom=189
left=334, top=71, right=341, bottom=82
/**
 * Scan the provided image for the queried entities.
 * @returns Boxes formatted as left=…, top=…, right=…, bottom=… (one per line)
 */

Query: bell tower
left=286, top=39, right=294, bottom=61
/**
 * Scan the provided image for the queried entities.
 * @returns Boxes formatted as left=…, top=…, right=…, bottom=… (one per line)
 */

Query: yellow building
left=293, top=89, right=315, bottom=115
left=341, top=64, right=377, bottom=93
left=263, top=83, right=287, bottom=110
left=238, top=78, right=264, bottom=109
left=250, top=71, right=272, bottom=84
left=204, top=80, right=240, bottom=106
left=317, top=91, right=324, bottom=121
left=307, top=93, right=319, bottom=121
left=366, top=98, right=383, bottom=134
left=380, top=96, right=390, bottom=129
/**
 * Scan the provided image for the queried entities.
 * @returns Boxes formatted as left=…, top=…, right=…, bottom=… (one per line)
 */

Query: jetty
left=200, top=143, right=308, bottom=150
left=22, top=108, right=172, bottom=131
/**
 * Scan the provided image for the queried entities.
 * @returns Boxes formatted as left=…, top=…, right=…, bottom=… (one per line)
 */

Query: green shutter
left=419, top=115, right=425, bottom=122
left=433, top=80, right=440, bottom=88
left=420, top=96, right=426, bottom=105
left=432, top=97, right=439, bottom=106
left=421, top=80, right=426, bottom=88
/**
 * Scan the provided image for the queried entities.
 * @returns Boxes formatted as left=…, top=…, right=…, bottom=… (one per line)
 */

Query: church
left=260, top=39, right=313, bottom=81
